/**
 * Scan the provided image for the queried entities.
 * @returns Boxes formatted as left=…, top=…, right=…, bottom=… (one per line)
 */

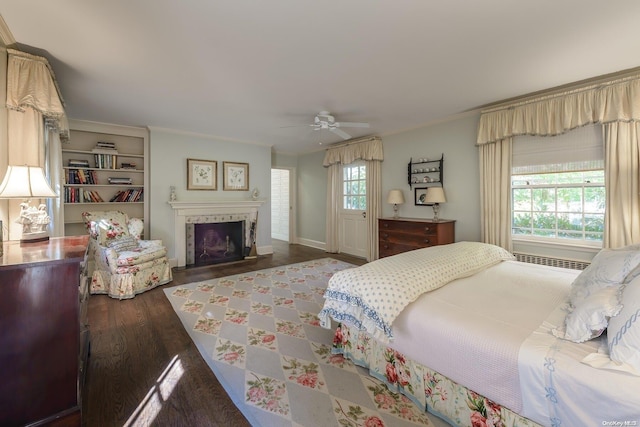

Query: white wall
left=293, top=112, right=482, bottom=246
left=380, top=112, right=481, bottom=242
left=148, top=128, right=272, bottom=261
left=295, top=150, right=327, bottom=248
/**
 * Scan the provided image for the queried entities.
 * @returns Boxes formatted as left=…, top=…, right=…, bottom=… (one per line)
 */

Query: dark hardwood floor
left=83, top=240, right=365, bottom=427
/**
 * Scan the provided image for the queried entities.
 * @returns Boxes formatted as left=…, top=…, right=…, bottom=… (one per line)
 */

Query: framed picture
left=223, top=161, right=249, bottom=191
left=414, top=187, right=430, bottom=206
left=187, top=158, right=217, bottom=190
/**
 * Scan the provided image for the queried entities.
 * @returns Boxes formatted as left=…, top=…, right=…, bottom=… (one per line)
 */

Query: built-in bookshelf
left=62, top=120, right=149, bottom=237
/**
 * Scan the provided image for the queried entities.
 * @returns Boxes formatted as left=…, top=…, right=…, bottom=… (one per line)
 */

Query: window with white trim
left=511, top=125, right=604, bottom=245
left=342, top=162, right=367, bottom=210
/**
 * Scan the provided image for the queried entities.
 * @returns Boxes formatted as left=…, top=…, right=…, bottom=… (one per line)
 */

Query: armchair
left=82, top=210, right=172, bottom=299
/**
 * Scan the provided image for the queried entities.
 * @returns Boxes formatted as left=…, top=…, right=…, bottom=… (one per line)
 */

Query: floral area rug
left=164, top=258, right=437, bottom=427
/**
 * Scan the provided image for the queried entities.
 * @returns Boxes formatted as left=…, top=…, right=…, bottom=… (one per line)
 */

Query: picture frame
left=223, top=161, right=249, bottom=191
left=187, top=158, right=217, bottom=190
left=414, top=187, right=431, bottom=206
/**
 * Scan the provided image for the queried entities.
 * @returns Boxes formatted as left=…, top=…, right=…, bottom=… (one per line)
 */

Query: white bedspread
left=519, top=302, right=640, bottom=426
left=319, top=241, right=514, bottom=342
left=389, top=260, right=578, bottom=416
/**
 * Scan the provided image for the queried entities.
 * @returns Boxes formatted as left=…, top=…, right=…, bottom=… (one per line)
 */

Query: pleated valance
left=477, top=74, right=640, bottom=145
left=323, top=136, right=384, bottom=166
left=6, top=49, right=69, bottom=140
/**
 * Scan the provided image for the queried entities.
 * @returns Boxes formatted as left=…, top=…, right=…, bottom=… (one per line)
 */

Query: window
left=512, top=125, right=604, bottom=245
left=342, top=162, right=366, bottom=210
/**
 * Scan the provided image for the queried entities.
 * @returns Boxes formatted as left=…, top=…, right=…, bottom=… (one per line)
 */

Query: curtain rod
left=325, top=135, right=380, bottom=150
left=480, top=66, right=640, bottom=114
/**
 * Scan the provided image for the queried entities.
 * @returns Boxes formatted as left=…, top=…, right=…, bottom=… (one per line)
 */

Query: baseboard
left=295, top=238, right=326, bottom=251
left=256, top=245, right=273, bottom=255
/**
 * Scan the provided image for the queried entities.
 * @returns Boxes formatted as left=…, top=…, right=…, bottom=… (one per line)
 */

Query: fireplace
left=169, top=200, right=264, bottom=268
left=187, top=221, right=245, bottom=266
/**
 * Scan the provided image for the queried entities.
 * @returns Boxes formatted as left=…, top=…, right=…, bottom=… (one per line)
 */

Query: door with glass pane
left=339, top=162, right=368, bottom=258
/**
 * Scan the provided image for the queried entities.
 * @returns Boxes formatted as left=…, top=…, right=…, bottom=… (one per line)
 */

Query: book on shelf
left=108, top=177, right=132, bottom=185
left=68, top=159, right=90, bottom=168
left=110, top=188, right=143, bottom=203
left=66, top=169, right=98, bottom=184
left=96, top=141, right=116, bottom=149
left=120, top=162, right=137, bottom=169
left=94, top=153, right=117, bottom=169
left=91, top=148, right=118, bottom=154
left=64, top=187, right=104, bottom=203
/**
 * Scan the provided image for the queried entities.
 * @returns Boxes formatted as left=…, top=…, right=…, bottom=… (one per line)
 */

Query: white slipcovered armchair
left=82, top=210, right=172, bottom=299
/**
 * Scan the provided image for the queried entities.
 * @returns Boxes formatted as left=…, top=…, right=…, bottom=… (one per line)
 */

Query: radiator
left=513, top=252, right=590, bottom=270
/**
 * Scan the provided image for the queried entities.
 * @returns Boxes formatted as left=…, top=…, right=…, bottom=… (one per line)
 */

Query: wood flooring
left=83, top=241, right=365, bottom=427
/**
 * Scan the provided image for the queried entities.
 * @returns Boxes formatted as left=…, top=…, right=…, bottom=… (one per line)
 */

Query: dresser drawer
left=379, top=241, right=423, bottom=258
left=378, top=218, right=455, bottom=258
left=379, top=230, right=437, bottom=246
left=379, top=219, right=438, bottom=235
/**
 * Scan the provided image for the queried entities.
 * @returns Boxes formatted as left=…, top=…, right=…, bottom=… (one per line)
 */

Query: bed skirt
left=332, top=323, right=543, bottom=427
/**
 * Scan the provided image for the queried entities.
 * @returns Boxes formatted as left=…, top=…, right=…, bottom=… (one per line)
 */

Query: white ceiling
left=2, top=1, right=640, bottom=154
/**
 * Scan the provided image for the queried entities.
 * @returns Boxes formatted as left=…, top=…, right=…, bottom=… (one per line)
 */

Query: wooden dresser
left=0, top=235, right=89, bottom=427
left=378, top=217, right=455, bottom=258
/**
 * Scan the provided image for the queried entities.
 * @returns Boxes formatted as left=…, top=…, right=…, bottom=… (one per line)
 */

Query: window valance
left=6, top=49, right=69, bottom=140
left=323, top=136, right=384, bottom=166
left=477, top=74, right=640, bottom=145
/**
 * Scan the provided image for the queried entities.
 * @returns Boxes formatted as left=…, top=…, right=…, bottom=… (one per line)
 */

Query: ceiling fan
left=310, top=111, right=370, bottom=140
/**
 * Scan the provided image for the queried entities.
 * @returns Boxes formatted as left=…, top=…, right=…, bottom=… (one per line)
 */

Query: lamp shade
left=424, top=187, right=446, bottom=204
left=0, top=165, right=57, bottom=198
left=387, top=189, right=405, bottom=205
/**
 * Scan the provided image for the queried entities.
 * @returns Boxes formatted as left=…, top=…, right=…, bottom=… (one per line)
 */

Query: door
left=339, top=162, right=368, bottom=258
left=271, top=168, right=290, bottom=242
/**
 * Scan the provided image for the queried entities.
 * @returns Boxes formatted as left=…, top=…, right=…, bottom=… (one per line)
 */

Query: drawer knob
left=424, top=226, right=430, bottom=232
left=383, top=223, right=389, bottom=228
left=382, top=233, right=388, bottom=238
left=424, top=239, right=430, bottom=244
left=383, top=244, right=389, bottom=249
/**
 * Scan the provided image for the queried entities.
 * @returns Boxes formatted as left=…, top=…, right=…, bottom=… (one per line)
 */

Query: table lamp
left=387, top=189, right=405, bottom=219
left=424, top=187, right=446, bottom=222
left=0, top=165, right=58, bottom=243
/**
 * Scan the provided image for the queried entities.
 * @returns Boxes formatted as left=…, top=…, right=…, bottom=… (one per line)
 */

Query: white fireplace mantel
left=169, top=200, right=264, bottom=267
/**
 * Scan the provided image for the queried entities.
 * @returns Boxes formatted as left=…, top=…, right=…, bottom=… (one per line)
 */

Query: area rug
left=164, top=258, right=436, bottom=427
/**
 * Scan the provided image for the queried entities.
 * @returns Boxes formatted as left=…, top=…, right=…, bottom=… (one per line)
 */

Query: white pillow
left=608, top=277, right=640, bottom=374
left=555, top=287, right=622, bottom=343
left=569, top=245, right=640, bottom=308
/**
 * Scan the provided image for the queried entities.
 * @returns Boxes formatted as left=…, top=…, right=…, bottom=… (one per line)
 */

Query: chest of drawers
left=378, top=217, right=455, bottom=258
left=0, top=236, right=89, bottom=426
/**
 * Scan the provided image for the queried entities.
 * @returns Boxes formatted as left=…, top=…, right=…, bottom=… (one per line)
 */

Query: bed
left=318, top=241, right=640, bottom=427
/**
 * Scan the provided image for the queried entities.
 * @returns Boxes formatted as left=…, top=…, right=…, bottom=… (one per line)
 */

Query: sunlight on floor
left=124, top=355, right=185, bottom=427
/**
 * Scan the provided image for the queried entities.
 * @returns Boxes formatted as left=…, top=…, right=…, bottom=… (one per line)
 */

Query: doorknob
left=362, top=211, right=366, bottom=218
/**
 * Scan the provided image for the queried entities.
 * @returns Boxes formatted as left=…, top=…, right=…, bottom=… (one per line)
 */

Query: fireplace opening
left=190, top=221, right=245, bottom=266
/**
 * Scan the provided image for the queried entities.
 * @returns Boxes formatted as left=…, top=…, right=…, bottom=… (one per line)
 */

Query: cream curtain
left=6, top=49, right=69, bottom=136
left=477, top=75, right=640, bottom=146
left=3, top=49, right=68, bottom=240
left=323, top=136, right=384, bottom=261
left=365, top=159, right=382, bottom=260
left=325, top=163, right=341, bottom=253
left=479, top=138, right=513, bottom=251
left=45, top=118, right=64, bottom=237
left=478, top=72, right=640, bottom=249
left=604, top=122, right=640, bottom=248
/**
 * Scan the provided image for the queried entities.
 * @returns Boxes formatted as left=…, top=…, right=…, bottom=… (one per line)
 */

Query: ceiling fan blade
left=335, top=121, right=370, bottom=128
left=330, top=127, right=352, bottom=140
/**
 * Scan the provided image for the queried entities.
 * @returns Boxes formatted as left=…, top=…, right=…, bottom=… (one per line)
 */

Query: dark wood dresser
left=378, top=217, right=455, bottom=258
left=0, top=235, right=89, bottom=427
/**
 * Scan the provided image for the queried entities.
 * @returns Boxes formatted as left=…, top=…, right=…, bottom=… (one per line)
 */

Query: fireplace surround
left=169, top=200, right=263, bottom=267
